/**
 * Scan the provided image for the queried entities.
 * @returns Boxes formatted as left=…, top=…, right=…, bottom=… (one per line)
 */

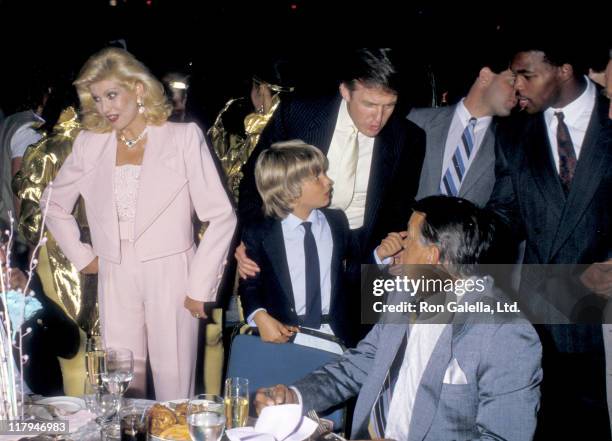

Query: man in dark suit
left=409, top=64, right=517, bottom=207
left=488, top=44, right=612, bottom=439
left=236, top=49, right=426, bottom=342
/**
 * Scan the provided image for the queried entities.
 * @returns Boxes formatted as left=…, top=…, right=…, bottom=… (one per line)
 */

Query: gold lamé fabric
left=12, top=107, right=99, bottom=336
left=208, top=94, right=280, bottom=202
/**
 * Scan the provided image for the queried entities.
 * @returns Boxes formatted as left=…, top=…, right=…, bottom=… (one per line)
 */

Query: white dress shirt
left=544, top=76, right=596, bottom=172
left=10, top=112, right=44, bottom=158
left=440, top=99, right=492, bottom=190
left=386, top=324, right=448, bottom=440
left=327, top=101, right=374, bottom=229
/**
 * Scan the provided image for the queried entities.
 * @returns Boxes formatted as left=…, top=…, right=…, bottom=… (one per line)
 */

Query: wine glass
left=101, top=347, right=134, bottom=419
left=187, top=396, right=226, bottom=441
left=85, top=335, right=105, bottom=394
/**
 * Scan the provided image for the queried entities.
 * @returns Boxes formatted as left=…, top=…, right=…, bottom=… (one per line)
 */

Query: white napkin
left=226, top=404, right=317, bottom=441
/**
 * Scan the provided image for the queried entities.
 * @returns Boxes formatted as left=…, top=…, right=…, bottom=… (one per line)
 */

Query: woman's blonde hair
left=255, top=140, right=328, bottom=220
left=73, top=47, right=172, bottom=132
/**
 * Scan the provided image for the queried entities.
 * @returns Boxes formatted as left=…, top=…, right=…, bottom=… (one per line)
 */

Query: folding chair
left=226, top=333, right=346, bottom=432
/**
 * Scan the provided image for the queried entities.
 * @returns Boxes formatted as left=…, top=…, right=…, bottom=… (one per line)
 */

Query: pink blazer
left=41, top=122, right=237, bottom=302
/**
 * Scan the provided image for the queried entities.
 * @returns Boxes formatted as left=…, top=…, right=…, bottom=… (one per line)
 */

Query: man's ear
left=339, top=82, right=351, bottom=101
left=559, top=63, right=574, bottom=81
left=479, top=67, right=493, bottom=85
left=428, top=246, right=440, bottom=264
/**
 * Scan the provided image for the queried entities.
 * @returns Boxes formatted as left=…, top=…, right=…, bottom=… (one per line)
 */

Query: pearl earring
left=137, top=98, right=145, bottom=114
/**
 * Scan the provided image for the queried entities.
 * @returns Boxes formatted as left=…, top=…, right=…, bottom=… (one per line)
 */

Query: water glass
left=186, top=404, right=226, bottom=441
left=119, top=405, right=147, bottom=441
left=224, top=377, right=249, bottom=428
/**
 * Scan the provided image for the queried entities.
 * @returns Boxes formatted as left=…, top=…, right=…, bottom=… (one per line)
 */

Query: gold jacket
left=13, top=107, right=99, bottom=336
left=208, top=94, right=280, bottom=202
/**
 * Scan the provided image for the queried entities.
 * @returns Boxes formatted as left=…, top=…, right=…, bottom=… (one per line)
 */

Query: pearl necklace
left=119, top=127, right=147, bottom=149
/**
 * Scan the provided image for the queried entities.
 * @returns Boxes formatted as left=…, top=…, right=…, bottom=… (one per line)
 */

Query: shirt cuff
left=373, top=248, right=393, bottom=265
left=289, top=386, right=303, bottom=405
left=246, top=308, right=266, bottom=327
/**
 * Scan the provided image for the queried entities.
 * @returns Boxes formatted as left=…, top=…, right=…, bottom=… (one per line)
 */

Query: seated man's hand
left=253, top=311, right=297, bottom=343
left=580, top=259, right=612, bottom=296
left=254, top=384, right=298, bottom=415
left=376, top=231, right=407, bottom=261
left=235, top=242, right=261, bottom=279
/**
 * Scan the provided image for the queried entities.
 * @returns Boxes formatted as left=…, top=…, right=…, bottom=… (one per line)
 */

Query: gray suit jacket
left=294, top=286, right=542, bottom=441
left=408, top=105, right=496, bottom=207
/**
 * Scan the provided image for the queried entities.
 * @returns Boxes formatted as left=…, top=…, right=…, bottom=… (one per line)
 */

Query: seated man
left=255, top=196, right=543, bottom=441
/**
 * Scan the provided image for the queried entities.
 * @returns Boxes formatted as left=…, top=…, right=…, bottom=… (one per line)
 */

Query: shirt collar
left=457, top=99, right=492, bottom=130
left=545, top=75, right=595, bottom=127
left=282, top=210, right=322, bottom=232
left=338, top=99, right=358, bottom=134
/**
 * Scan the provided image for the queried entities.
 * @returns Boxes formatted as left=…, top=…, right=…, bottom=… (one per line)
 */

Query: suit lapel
left=84, top=133, right=119, bottom=244
left=134, top=125, right=188, bottom=240
left=306, top=97, right=341, bottom=155
left=364, top=124, right=400, bottom=236
left=550, top=96, right=612, bottom=259
left=354, top=325, right=409, bottom=433
left=459, top=123, right=495, bottom=198
left=262, top=222, right=295, bottom=308
left=322, top=210, right=342, bottom=305
left=427, top=106, right=455, bottom=194
left=408, top=325, right=453, bottom=441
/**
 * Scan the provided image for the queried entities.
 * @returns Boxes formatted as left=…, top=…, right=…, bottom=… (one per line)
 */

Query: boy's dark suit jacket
left=239, top=208, right=356, bottom=347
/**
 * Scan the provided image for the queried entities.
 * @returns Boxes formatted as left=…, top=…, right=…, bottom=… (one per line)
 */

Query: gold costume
left=12, top=107, right=97, bottom=395
left=208, top=94, right=280, bottom=202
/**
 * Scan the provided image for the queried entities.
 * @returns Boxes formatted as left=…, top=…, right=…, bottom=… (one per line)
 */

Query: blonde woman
left=41, top=48, right=236, bottom=400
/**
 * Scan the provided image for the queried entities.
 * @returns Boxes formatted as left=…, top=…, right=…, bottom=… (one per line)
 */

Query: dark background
left=1, top=0, right=610, bottom=127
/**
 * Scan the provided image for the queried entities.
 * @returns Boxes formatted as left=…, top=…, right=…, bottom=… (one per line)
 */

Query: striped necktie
left=440, top=117, right=477, bottom=196
left=369, top=333, right=408, bottom=438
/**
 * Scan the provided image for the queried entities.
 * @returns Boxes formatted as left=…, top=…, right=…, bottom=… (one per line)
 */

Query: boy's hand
left=376, top=231, right=407, bottom=261
left=253, top=310, right=297, bottom=343
left=235, top=242, right=261, bottom=279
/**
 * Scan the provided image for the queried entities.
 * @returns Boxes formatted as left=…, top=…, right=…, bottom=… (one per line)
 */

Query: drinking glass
left=85, top=392, right=120, bottom=425
left=101, top=347, right=134, bottom=419
left=85, top=335, right=106, bottom=393
left=223, top=377, right=249, bottom=428
left=119, top=405, right=147, bottom=441
left=187, top=396, right=226, bottom=441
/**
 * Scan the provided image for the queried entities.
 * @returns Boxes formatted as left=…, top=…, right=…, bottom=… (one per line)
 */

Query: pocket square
left=443, top=357, right=468, bottom=384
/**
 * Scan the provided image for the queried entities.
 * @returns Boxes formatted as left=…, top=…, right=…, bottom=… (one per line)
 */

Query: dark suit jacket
left=238, top=94, right=426, bottom=262
left=238, top=208, right=355, bottom=346
left=487, top=89, right=612, bottom=438
left=488, top=92, right=611, bottom=267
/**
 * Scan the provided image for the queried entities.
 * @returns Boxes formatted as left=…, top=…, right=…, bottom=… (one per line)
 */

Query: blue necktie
left=302, top=222, right=321, bottom=329
left=440, top=117, right=477, bottom=196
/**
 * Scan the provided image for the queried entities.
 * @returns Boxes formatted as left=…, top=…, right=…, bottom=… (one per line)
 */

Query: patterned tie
left=302, top=222, right=322, bottom=329
left=440, top=117, right=477, bottom=196
left=555, top=112, right=577, bottom=195
left=369, top=333, right=408, bottom=438
left=331, top=126, right=359, bottom=210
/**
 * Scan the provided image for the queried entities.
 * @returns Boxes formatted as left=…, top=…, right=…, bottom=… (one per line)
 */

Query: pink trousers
left=98, top=229, right=198, bottom=401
